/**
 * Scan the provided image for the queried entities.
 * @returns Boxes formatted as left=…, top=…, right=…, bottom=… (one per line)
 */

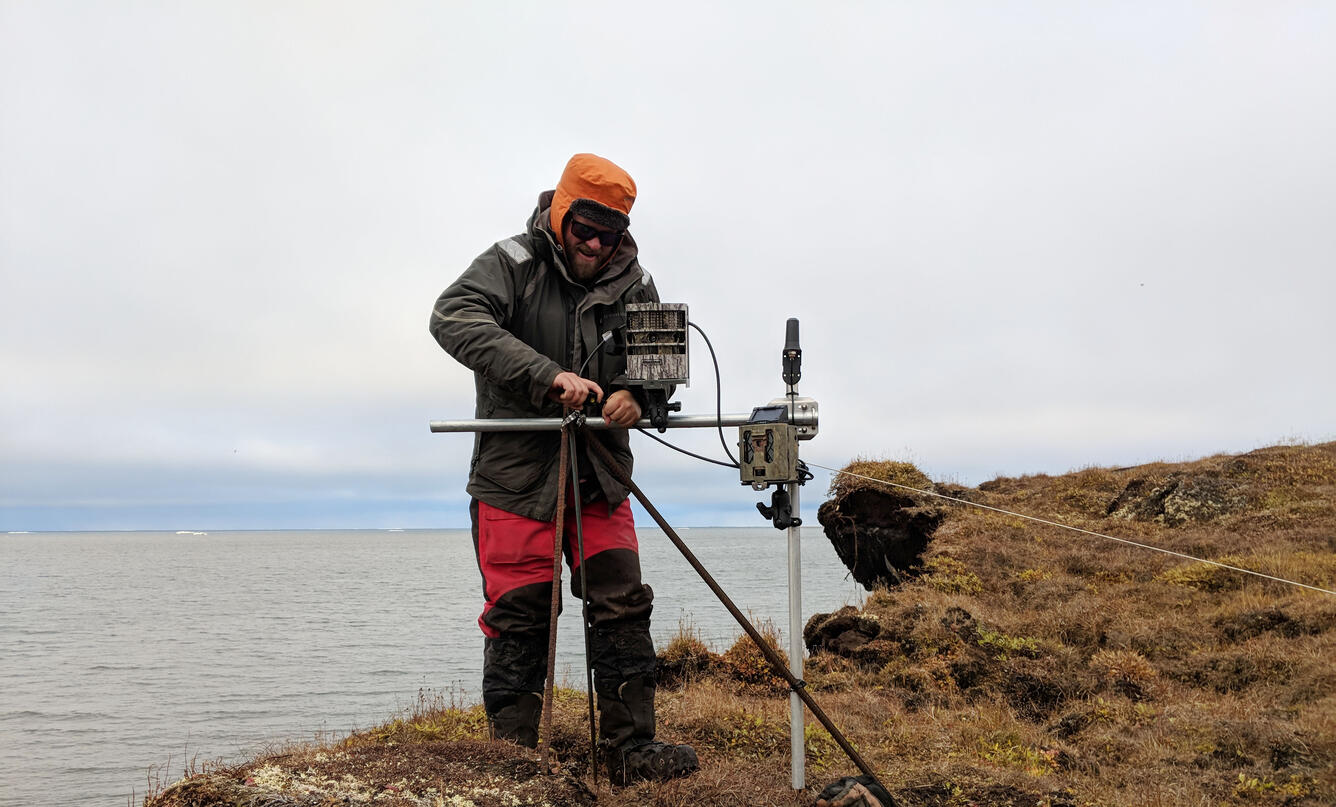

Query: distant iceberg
left=175, top=531, right=208, bottom=536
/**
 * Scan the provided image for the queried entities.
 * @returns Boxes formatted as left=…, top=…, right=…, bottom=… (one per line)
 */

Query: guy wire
left=805, top=461, right=1336, bottom=598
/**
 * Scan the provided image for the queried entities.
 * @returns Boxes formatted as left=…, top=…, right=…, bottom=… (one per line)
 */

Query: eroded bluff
left=816, top=465, right=961, bottom=589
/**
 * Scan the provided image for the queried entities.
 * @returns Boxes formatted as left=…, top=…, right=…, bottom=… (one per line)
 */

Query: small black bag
left=815, top=775, right=895, bottom=807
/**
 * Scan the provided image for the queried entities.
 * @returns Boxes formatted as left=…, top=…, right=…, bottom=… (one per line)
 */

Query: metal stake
left=787, top=478, right=804, bottom=789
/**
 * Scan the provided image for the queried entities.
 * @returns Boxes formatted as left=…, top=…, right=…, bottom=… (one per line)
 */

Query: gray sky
left=3, top=2, right=1333, bottom=530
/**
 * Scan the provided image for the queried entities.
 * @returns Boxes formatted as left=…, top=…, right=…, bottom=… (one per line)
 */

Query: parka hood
left=548, top=153, right=637, bottom=235
left=530, top=190, right=639, bottom=285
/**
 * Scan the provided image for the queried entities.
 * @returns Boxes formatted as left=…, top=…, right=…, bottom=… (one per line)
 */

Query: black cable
left=635, top=427, right=739, bottom=469
left=688, top=321, right=739, bottom=466
left=576, top=330, right=614, bottom=377
left=580, top=315, right=740, bottom=471
left=629, top=320, right=741, bottom=470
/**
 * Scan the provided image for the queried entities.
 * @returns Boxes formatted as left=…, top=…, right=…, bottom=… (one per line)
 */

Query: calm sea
left=0, top=527, right=863, bottom=806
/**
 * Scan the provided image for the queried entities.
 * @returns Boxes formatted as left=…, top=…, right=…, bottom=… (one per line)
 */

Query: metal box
left=625, top=302, right=689, bottom=386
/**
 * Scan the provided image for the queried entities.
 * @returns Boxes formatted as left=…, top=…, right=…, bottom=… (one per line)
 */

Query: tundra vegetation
left=145, top=442, right=1336, bottom=806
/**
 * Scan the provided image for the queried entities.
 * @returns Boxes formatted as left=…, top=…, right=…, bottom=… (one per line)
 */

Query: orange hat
left=549, top=153, right=637, bottom=235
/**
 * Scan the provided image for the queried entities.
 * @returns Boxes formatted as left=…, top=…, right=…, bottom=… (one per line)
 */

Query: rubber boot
left=488, top=691, right=542, bottom=748
left=590, top=620, right=657, bottom=749
left=599, top=675, right=699, bottom=785
left=597, top=674, right=656, bottom=749
left=482, top=635, right=546, bottom=748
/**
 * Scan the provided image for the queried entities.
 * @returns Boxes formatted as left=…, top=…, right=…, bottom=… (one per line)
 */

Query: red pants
left=474, top=497, right=646, bottom=638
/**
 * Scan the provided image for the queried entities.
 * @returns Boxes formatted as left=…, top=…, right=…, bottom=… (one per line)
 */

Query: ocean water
left=0, top=527, right=864, bottom=806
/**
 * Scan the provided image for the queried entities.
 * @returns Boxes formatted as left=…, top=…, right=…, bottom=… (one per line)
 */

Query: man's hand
left=601, top=390, right=642, bottom=427
left=548, top=372, right=603, bottom=408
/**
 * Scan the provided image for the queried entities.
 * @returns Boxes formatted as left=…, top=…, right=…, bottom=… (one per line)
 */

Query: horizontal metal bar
left=428, top=409, right=816, bottom=433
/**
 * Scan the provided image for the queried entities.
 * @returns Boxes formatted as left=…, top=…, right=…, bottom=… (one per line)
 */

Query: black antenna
left=782, top=318, right=801, bottom=387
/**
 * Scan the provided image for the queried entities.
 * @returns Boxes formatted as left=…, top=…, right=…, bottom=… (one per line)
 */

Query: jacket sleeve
left=429, top=241, right=563, bottom=409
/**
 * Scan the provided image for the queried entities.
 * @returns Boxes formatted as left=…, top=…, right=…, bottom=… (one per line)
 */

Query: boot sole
left=608, top=745, right=699, bottom=785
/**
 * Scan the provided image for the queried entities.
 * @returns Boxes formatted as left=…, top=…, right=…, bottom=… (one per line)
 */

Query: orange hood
left=549, top=153, right=637, bottom=235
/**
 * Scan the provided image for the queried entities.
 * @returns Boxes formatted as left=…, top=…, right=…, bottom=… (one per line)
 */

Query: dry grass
left=828, top=458, right=934, bottom=500
left=146, top=441, right=1336, bottom=807
left=793, top=440, right=1336, bottom=806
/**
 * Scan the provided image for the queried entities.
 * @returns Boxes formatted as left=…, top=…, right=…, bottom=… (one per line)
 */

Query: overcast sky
left=2, top=2, right=1333, bottom=531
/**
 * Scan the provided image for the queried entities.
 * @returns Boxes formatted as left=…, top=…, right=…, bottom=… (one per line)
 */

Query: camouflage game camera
left=622, top=302, right=689, bottom=431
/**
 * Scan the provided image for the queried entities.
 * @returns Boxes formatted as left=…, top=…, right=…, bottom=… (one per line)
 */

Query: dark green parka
left=429, top=191, right=663, bottom=521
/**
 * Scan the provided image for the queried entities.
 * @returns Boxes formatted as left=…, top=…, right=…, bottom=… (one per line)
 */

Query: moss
left=1157, top=561, right=1246, bottom=592
left=921, top=555, right=984, bottom=595
left=827, top=458, right=933, bottom=500
left=976, top=737, right=1061, bottom=777
left=976, top=628, right=1041, bottom=660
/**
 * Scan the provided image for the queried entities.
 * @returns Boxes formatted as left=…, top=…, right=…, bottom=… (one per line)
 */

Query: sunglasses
left=569, top=219, right=623, bottom=248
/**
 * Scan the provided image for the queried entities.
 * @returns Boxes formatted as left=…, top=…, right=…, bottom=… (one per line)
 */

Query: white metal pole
left=788, top=480, right=804, bottom=790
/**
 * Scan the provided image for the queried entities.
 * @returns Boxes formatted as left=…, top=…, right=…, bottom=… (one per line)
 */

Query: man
left=429, top=153, right=698, bottom=784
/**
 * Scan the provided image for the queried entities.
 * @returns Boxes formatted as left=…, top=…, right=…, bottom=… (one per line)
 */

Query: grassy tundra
left=147, top=442, right=1336, bottom=806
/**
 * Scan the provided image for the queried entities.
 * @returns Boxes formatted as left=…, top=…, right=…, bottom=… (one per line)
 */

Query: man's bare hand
left=548, top=372, right=603, bottom=408
left=601, top=390, right=642, bottom=427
